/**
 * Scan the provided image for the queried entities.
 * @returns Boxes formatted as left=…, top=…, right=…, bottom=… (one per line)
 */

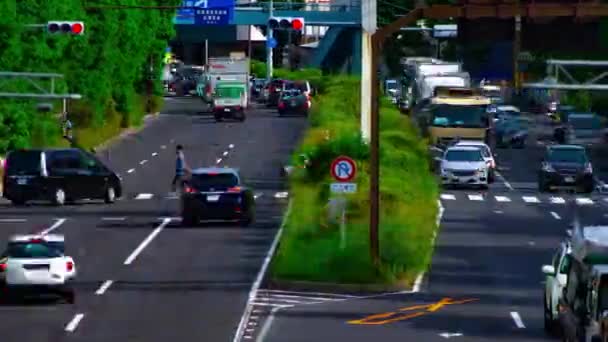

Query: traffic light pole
left=266, top=0, right=274, bottom=81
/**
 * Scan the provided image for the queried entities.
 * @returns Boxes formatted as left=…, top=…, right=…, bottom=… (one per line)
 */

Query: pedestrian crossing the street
left=250, top=289, right=356, bottom=309
left=440, top=192, right=607, bottom=206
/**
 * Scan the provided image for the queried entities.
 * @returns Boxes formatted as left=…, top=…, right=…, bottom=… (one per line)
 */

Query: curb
left=266, top=278, right=416, bottom=294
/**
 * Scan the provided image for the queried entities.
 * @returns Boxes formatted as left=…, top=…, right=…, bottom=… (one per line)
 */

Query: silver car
left=440, top=146, right=489, bottom=188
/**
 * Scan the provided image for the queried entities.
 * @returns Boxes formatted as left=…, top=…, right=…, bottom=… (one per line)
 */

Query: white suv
left=542, top=240, right=571, bottom=334
left=0, top=234, right=76, bottom=303
left=440, top=146, right=490, bottom=188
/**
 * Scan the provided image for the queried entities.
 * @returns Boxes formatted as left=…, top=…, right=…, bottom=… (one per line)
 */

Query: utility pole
left=266, top=0, right=274, bottom=81
left=360, top=0, right=375, bottom=143
left=513, top=0, right=522, bottom=95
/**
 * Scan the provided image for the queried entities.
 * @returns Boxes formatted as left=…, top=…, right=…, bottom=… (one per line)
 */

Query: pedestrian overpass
left=174, top=1, right=363, bottom=73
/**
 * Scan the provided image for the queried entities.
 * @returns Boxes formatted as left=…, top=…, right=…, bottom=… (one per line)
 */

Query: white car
left=440, top=146, right=490, bottom=188
left=542, top=240, right=571, bottom=334
left=0, top=234, right=76, bottom=303
left=453, top=140, right=496, bottom=182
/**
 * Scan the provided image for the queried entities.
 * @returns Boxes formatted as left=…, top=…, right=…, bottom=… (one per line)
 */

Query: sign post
left=330, top=156, right=357, bottom=249
left=174, top=0, right=235, bottom=25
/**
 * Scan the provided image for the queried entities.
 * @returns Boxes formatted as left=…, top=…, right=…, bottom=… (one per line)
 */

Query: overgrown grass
left=270, top=73, right=440, bottom=285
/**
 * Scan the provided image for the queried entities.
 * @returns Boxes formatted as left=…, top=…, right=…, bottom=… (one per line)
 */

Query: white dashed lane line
left=101, top=217, right=126, bottom=221
left=134, top=193, right=153, bottom=200
left=0, top=218, right=27, bottom=223
left=39, top=218, right=66, bottom=235
left=152, top=152, right=158, bottom=157
left=510, top=312, right=526, bottom=329
left=139, top=160, right=148, bottom=165
left=127, top=168, right=135, bottom=173
left=550, top=211, right=561, bottom=220
left=216, top=158, right=222, bottom=164
left=223, top=151, right=229, bottom=156
left=229, top=144, right=235, bottom=149
left=123, top=218, right=171, bottom=265
left=95, top=280, right=113, bottom=295
left=65, top=313, right=85, bottom=332
left=161, top=145, right=166, bottom=149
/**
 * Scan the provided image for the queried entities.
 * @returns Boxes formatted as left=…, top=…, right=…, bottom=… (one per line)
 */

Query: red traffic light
left=71, top=23, right=83, bottom=34
left=292, top=19, right=303, bottom=30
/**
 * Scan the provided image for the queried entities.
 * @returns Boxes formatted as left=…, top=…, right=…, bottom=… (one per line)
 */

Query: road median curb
left=266, top=278, right=416, bottom=294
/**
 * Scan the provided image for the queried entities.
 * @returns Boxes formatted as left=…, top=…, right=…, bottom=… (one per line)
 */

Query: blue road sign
left=174, top=0, right=235, bottom=25
left=267, top=37, right=277, bottom=49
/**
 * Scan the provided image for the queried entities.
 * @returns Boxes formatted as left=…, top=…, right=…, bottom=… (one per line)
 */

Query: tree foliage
left=0, top=0, right=180, bottom=153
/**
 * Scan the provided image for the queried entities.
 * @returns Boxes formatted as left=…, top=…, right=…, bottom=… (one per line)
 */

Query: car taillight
left=235, top=106, right=241, bottom=110
left=234, top=206, right=241, bottom=213
left=278, top=102, right=285, bottom=109
left=215, top=106, right=223, bottom=110
left=184, top=186, right=195, bottom=193
left=0, top=263, right=5, bottom=272
left=227, top=186, right=241, bottom=193
left=303, top=101, right=310, bottom=109
left=66, top=261, right=73, bottom=271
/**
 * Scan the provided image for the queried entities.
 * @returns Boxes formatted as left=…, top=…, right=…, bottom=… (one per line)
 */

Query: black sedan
left=538, top=144, right=594, bottom=193
left=495, top=117, right=528, bottom=148
left=277, top=89, right=310, bottom=116
left=180, top=168, right=255, bottom=226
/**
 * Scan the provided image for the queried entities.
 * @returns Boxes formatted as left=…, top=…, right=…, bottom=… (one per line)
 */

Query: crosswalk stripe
left=522, top=196, right=540, bottom=203
left=468, top=194, right=484, bottom=201
left=550, top=197, right=566, bottom=204
left=440, top=194, right=456, bottom=200
left=135, top=193, right=153, bottom=200
left=494, top=196, right=511, bottom=202
left=576, top=198, right=594, bottom=205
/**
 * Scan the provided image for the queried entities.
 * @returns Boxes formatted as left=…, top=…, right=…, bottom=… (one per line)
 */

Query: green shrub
left=271, top=71, right=440, bottom=285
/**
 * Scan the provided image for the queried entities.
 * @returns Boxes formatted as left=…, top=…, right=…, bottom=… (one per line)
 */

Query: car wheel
left=237, top=111, right=246, bottom=122
left=538, top=179, right=549, bottom=192
left=240, top=212, right=254, bottom=227
left=104, top=186, right=116, bottom=204
left=583, top=184, right=595, bottom=194
left=11, top=198, right=26, bottom=206
left=214, top=114, right=222, bottom=122
left=51, top=188, right=66, bottom=206
left=181, top=212, right=199, bottom=226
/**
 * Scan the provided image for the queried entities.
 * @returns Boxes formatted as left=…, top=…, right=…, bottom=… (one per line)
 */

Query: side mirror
left=542, top=265, right=556, bottom=275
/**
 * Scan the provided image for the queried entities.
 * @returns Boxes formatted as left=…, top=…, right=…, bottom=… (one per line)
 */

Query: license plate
left=290, top=101, right=296, bottom=106
left=207, top=195, right=219, bottom=202
left=564, top=176, right=575, bottom=183
left=224, top=108, right=230, bottom=112
left=17, top=178, right=27, bottom=185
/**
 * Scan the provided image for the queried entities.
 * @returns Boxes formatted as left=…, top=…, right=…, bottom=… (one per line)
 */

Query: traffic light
left=47, top=21, right=85, bottom=35
left=267, top=17, right=305, bottom=31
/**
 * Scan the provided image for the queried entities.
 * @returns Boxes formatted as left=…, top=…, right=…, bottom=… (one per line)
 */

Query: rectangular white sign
left=330, top=183, right=357, bottom=193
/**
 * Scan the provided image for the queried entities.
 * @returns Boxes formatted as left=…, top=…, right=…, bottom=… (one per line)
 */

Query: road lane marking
left=550, top=211, right=561, bottom=220
left=39, top=218, right=66, bottom=235
left=522, top=196, right=539, bottom=203
left=440, top=194, right=456, bottom=200
left=140, top=159, right=148, bottom=165
left=494, top=196, right=511, bottom=202
left=510, top=311, right=525, bottom=328
left=123, top=218, right=171, bottom=265
left=467, top=194, right=483, bottom=201
left=95, top=280, right=113, bottom=295
left=161, top=145, right=166, bottom=149
left=229, top=144, right=235, bottom=149
left=135, top=193, right=153, bottom=200
left=550, top=197, right=565, bottom=204
left=101, top=217, right=126, bottom=221
left=0, top=218, right=27, bottom=223
left=223, top=151, right=229, bottom=156
left=258, top=289, right=359, bottom=298
left=152, top=152, right=158, bottom=156
left=348, top=297, right=479, bottom=325
left=576, top=197, right=594, bottom=205
left=233, top=200, right=292, bottom=342
left=216, top=158, right=222, bottom=164
left=65, top=313, right=85, bottom=332
left=254, top=193, right=263, bottom=199
left=274, top=191, right=289, bottom=199
left=495, top=171, right=513, bottom=190
left=127, top=168, right=135, bottom=173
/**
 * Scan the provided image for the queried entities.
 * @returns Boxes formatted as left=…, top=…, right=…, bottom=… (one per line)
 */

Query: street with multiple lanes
left=0, top=97, right=306, bottom=342
left=253, top=113, right=608, bottom=341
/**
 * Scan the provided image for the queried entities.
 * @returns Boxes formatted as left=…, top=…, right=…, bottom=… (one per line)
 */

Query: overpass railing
left=235, top=0, right=361, bottom=12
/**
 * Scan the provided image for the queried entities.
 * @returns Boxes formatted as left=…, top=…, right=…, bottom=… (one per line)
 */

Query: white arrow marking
left=439, top=332, right=463, bottom=338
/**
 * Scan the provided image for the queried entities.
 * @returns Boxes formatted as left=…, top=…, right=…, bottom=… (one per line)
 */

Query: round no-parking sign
left=330, top=156, right=356, bottom=182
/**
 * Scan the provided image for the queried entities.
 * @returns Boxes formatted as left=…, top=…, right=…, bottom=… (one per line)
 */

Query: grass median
left=270, top=74, right=440, bottom=285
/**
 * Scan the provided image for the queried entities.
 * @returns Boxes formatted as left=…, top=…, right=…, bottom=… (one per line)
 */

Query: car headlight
left=542, top=163, right=555, bottom=172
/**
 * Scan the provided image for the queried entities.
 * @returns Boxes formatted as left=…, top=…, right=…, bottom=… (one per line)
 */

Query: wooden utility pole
left=513, top=0, right=522, bottom=94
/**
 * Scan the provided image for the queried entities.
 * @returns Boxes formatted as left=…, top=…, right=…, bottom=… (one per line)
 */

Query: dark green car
left=277, top=89, right=310, bottom=116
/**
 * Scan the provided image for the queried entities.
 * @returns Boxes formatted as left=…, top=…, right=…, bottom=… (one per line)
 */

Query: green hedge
left=0, top=0, right=178, bottom=152
left=268, top=66, right=440, bottom=284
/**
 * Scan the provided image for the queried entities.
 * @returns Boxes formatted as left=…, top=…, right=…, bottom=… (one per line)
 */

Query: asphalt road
left=257, top=112, right=608, bottom=341
left=0, top=96, right=307, bottom=342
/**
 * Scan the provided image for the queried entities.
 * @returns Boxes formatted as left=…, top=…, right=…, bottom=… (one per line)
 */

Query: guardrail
left=235, top=0, right=361, bottom=12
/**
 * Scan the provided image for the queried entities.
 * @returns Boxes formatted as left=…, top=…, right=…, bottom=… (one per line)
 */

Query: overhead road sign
left=331, top=156, right=356, bottom=182
left=174, top=0, right=235, bottom=25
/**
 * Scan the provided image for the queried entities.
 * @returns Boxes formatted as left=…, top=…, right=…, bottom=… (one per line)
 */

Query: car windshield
left=282, top=90, right=301, bottom=97
left=215, top=87, right=242, bottom=98
left=431, top=105, right=488, bottom=128
left=570, top=116, right=601, bottom=130
left=445, top=149, right=484, bottom=162
left=7, top=241, right=64, bottom=258
left=6, top=151, right=40, bottom=175
left=547, top=148, right=587, bottom=164
left=190, top=173, right=239, bottom=191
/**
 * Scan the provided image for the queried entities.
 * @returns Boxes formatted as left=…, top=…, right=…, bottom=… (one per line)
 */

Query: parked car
left=2, top=148, right=122, bottom=206
left=278, top=89, right=310, bottom=116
